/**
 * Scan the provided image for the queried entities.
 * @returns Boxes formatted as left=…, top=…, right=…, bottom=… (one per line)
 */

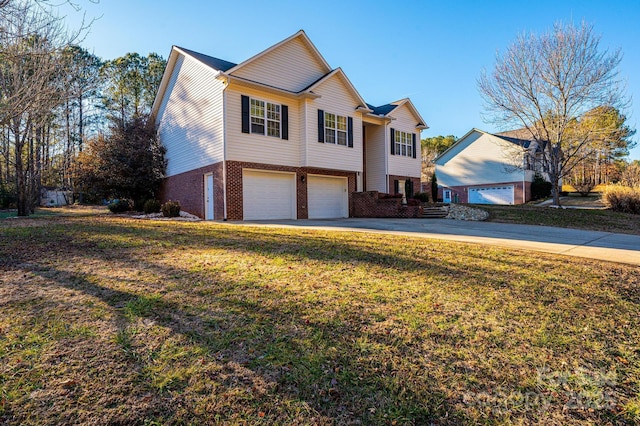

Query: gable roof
left=304, top=67, right=369, bottom=110
left=434, top=128, right=537, bottom=165
left=367, top=98, right=428, bottom=130
left=495, top=128, right=534, bottom=148
left=175, top=46, right=236, bottom=72
left=387, top=98, right=429, bottom=129
left=434, top=128, right=485, bottom=164
left=225, top=30, right=331, bottom=76
left=151, top=31, right=427, bottom=130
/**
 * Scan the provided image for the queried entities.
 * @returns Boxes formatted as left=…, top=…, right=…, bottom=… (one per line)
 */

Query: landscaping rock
left=446, top=203, right=489, bottom=221
left=131, top=211, right=201, bottom=221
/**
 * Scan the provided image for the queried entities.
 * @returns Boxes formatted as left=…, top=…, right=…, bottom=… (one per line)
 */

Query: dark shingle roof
left=496, top=134, right=532, bottom=149
left=176, top=46, right=236, bottom=71
left=366, top=103, right=398, bottom=116
left=494, top=129, right=535, bottom=149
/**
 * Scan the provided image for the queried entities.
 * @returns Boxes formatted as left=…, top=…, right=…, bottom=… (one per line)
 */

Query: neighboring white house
left=434, top=128, right=547, bottom=204
left=150, top=30, right=427, bottom=220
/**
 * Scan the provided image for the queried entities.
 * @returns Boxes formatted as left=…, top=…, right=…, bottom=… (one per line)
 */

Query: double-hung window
left=324, top=112, right=348, bottom=145
left=250, top=98, right=280, bottom=138
left=394, top=130, right=413, bottom=157
left=317, top=109, right=353, bottom=147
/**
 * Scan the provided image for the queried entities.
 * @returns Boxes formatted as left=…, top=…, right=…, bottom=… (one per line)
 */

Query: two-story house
left=150, top=30, right=427, bottom=220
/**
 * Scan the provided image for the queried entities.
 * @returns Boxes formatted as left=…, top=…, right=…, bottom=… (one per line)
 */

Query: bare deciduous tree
left=478, top=21, right=630, bottom=205
left=0, top=1, right=86, bottom=215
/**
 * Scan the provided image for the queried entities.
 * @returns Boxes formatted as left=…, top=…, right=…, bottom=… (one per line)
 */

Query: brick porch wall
left=388, top=175, right=422, bottom=197
left=225, top=161, right=357, bottom=220
left=352, top=191, right=423, bottom=218
left=160, top=163, right=224, bottom=219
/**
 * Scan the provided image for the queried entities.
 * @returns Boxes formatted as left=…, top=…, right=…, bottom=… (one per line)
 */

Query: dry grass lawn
left=1, top=207, right=639, bottom=425
left=484, top=204, right=639, bottom=235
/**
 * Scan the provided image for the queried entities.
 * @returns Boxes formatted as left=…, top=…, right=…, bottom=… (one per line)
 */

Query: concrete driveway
left=232, top=218, right=640, bottom=266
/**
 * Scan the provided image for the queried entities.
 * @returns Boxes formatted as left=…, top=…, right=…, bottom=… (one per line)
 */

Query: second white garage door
left=468, top=185, right=514, bottom=205
left=243, top=170, right=296, bottom=220
left=308, top=175, right=348, bottom=219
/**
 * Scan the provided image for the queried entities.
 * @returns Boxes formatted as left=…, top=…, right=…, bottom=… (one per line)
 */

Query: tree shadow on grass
left=1, top=216, right=636, bottom=424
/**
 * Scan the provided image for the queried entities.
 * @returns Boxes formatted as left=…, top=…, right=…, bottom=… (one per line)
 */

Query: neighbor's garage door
left=468, top=185, right=514, bottom=205
left=308, top=175, right=348, bottom=219
left=243, top=170, right=296, bottom=220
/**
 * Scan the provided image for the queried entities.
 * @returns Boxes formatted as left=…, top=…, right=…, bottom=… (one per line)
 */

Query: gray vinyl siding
left=157, top=54, right=225, bottom=177
left=225, top=86, right=301, bottom=167
left=436, top=132, right=526, bottom=187
left=304, top=75, right=363, bottom=172
left=365, top=124, right=387, bottom=192
left=387, top=104, right=421, bottom=178
left=231, top=37, right=327, bottom=93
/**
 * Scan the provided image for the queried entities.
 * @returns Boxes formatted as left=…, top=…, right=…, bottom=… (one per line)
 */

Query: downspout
left=523, top=149, right=526, bottom=204
left=384, top=120, right=389, bottom=193
left=523, top=169, right=526, bottom=204
left=222, top=76, right=228, bottom=220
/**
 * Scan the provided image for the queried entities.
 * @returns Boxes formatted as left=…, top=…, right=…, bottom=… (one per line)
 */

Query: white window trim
left=250, top=97, right=280, bottom=138
left=394, top=130, right=413, bottom=157
left=324, top=111, right=348, bottom=146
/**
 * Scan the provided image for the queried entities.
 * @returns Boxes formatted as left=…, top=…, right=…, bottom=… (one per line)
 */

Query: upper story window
left=317, top=109, right=353, bottom=148
left=250, top=98, right=280, bottom=138
left=390, top=128, right=416, bottom=158
left=241, top=95, right=288, bottom=140
left=394, top=130, right=413, bottom=157
left=324, top=112, right=348, bottom=145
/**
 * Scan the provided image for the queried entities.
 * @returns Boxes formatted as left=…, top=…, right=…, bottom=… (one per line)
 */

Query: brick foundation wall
left=162, top=161, right=359, bottom=220
left=160, top=163, right=224, bottom=219
left=442, top=181, right=531, bottom=204
left=225, top=161, right=357, bottom=220
left=352, top=191, right=423, bottom=218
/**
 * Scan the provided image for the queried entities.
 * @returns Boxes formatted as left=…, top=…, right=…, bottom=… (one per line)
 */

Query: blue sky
left=62, top=0, right=640, bottom=160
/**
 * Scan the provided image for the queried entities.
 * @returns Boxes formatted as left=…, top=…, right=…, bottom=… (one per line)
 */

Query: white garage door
left=243, top=170, right=296, bottom=220
left=308, top=175, right=348, bottom=219
left=468, top=185, right=514, bottom=205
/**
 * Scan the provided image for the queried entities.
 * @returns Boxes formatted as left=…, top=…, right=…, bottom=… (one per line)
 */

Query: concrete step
left=421, top=206, right=449, bottom=218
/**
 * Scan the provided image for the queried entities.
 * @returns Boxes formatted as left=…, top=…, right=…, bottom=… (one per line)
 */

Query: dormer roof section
left=304, top=68, right=370, bottom=111
left=367, top=98, right=429, bottom=130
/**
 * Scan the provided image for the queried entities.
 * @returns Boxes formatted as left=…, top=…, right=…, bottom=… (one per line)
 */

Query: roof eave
left=219, top=73, right=323, bottom=99
left=388, top=98, right=429, bottom=130
left=433, top=128, right=485, bottom=163
left=149, top=46, right=179, bottom=126
left=356, top=105, right=374, bottom=113
left=305, top=68, right=369, bottom=109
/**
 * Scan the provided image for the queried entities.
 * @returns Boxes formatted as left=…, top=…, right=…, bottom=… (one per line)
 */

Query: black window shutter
left=318, top=109, right=324, bottom=143
left=412, top=133, right=417, bottom=159
left=390, top=128, right=395, bottom=155
left=347, top=117, right=353, bottom=148
left=241, top=95, right=250, bottom=134
left=408, top=180, right=414, bottom=198
left=281, top=105, right=288, bottom=140
left=393, top=179, right=399, bottom=194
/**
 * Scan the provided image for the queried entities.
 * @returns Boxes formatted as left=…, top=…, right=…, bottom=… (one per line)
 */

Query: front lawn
left=0, top=214, right=638, bottom=425
left=483, top=204, right=640, bottom=235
